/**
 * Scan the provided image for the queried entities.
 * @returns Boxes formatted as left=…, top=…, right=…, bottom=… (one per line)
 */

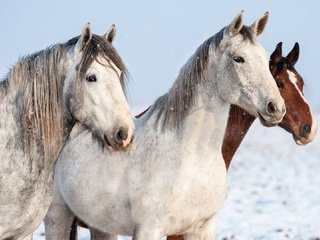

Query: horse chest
left=178, top=161, right=227, bottom=208
left=127, top=150, right=228, bottom=234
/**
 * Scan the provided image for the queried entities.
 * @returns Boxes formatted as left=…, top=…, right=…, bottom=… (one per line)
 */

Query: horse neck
left=144, top=59, right=230, bottom=155
left=175, top=51, right=230, bottom=152
left=181, top=91, right=230, bottom=153
left=222, top=104, right=256, bottom=169
left=0, top=45, right=74, bottom=176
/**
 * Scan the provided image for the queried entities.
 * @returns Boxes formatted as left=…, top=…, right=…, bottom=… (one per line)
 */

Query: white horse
left=0, top=24, right=134, bottom=240
left=48, top=12, right=285, bottom=240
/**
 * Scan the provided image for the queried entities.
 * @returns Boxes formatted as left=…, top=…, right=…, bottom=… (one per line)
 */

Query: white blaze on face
left=287, top=70, right=318, bottom=140
left=287, top=70, right=299, bottom=86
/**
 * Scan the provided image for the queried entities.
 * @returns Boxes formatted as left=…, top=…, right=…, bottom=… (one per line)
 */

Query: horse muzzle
left=292, top=121, right=318, bottom=146
left=258, top=100, right=286, bottom=127
left=104, top=127, right=134, bottom=151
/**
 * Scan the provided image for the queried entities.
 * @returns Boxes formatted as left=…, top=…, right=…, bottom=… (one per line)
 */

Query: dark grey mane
left=1, top=33, right=129, bottom=93
left=146, top=28, right=224, bottom=131
left=145, top=25, right=255, bottom=131
left=0, top=44, right=71, bottom=170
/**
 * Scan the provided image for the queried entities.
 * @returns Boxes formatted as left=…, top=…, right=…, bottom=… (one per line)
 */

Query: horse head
left=270, top=42, right=317, bottom=145
left=214, top=11, right=286, bottom=126
left=63, top=24, right=135, bottom=150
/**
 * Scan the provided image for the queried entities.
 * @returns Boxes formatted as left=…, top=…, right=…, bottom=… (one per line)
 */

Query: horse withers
left=0, top=24, right=134, bottom=240
left=47, top=12, right=285, bottom=240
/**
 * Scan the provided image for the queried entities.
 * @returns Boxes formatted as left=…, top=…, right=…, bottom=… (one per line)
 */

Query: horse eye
left=277, top=82, right=284, bottom=89
left=86, top=75, right=97, bottom=82
left=233, top=56, right=245, bottom=63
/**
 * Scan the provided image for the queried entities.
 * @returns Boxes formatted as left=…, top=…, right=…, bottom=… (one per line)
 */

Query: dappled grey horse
left=67, top=42, right=318, bottom=240
left=48, top=12, right=285, bottom=240
left=0, top=24, right=134, bottom=239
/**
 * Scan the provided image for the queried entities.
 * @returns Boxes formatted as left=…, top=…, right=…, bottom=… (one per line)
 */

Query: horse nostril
left=301, top=124, right=311, bottom=138
left=114, top=127, right=128, bottom=144
left=266, top=101, right=276, bottom=116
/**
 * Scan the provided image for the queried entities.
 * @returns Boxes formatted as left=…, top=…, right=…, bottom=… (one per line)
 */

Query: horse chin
left=103, top=134, right=132, bottom=152
left=107, top=144, right=132, bottom=152
left=292, top=134, right=308, bottom=146
left=258, top=113, right=278, bottom=127
left=103, top=135, right=115, bottom=151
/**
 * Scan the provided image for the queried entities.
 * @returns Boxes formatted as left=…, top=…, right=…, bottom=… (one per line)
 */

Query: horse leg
left=167, top=235, right=185, bottom=240
left=90, top=228, right=116, bottom=240
left=132, top=227, right=162, bottom=240
left=44, top=185, right=75, bottom=240
left=183, top=215, right=217, bottom=240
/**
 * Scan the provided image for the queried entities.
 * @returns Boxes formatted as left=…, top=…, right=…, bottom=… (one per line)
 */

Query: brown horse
left=223, top=42, right=317, bottom=169
left=68, top=42, right=317, bottom=240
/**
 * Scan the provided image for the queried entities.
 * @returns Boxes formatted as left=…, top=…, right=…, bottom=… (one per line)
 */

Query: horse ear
left=270, top=42, right=283, bottom=64
left=227, top=11, right=244, bottom=37
left=76, top=23, right=92, bottom=52
left=250, top=12, right=269, bottom=37
left=104, top=24, right=117, bottom=43
left=286, top=42, right=300, bottom=66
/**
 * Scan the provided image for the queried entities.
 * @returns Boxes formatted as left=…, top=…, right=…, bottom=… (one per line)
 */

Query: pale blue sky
left=1, top=0, right=319, bottom=112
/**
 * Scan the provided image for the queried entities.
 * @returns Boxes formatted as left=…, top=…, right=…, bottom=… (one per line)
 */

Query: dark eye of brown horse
left=86, top=75, right=97, bottom=82
left=277, top=82, right=284, bottom=89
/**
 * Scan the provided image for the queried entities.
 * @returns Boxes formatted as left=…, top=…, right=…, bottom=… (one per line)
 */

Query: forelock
left=216, top=26, right=255, bottom=50
left=66, top=34, right=129, bottom=90
left=239, top=26, right=255, bottom=44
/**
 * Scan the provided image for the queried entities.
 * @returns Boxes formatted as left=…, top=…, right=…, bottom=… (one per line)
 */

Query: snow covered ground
left=33, top=113, right=320, bottom=240
left=217, top=113, right=320, bottom=240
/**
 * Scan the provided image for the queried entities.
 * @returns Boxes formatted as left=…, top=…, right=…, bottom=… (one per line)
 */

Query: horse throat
left=181, top=88, right=230, bottom=150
